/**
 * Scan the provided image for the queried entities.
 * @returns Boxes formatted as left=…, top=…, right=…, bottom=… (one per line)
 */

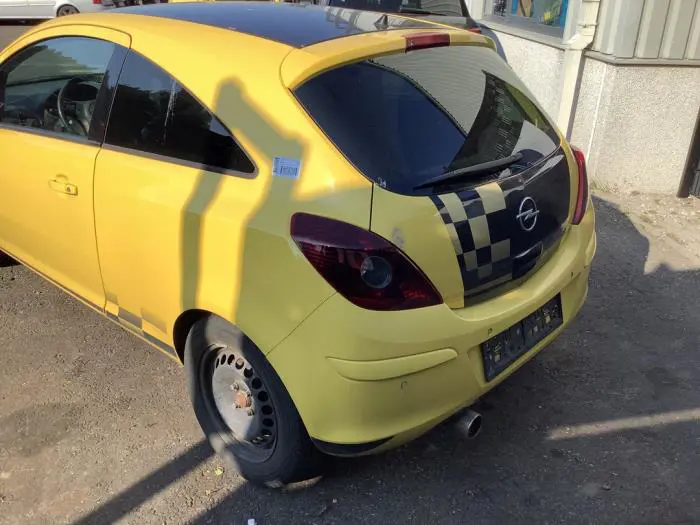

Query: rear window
left=294, top=44, right=560, bottom=195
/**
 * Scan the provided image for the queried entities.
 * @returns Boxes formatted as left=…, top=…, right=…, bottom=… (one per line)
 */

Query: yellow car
left=0, top=2, right=595, bottom=485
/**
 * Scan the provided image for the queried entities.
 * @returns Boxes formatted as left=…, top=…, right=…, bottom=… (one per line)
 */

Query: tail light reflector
left=571, top=145, right=589, bottom=225
left=291, top=213, right=442, bottom=311
left=93, top=0, right=102, bottom=4
left=404, top=33, right=450, bottom=52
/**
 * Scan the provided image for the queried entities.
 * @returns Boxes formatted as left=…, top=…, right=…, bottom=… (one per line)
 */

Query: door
left=0, top=35, right=119, bottom=307
left=26, top=0, right=55, bottom=18
left=94, top=50, right=257, bottom=345
left=0, top=0, right=29, bottom=18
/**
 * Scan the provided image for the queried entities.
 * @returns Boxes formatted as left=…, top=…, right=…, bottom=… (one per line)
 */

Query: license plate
left=481, top=295, right=563, bottom=382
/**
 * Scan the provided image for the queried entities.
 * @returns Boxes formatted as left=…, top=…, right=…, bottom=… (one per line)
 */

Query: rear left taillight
left=92, top=0, right=102, bottom=4
left=571, top=145, right=589, bottom=225
left=291, top=213, right=442, bottom=311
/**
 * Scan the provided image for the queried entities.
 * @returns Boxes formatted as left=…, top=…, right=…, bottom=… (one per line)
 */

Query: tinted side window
left=0, top=37, right=115, bottom=138
left=105, top=52, right=255, bottom=174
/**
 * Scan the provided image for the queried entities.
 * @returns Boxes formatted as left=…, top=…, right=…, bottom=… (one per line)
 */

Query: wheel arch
left=172, top=308, right=212, bottom=363
left=55, top=2, right=79, bottom=15
left=172, top=309, right=268, bottom=364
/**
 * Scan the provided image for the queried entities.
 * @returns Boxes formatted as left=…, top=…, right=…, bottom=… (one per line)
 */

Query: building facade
left=467, top=0, right=700, bottom=196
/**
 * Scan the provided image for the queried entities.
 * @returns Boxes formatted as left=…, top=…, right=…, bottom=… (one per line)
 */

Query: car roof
left=115, top=2, right=438, bottom=48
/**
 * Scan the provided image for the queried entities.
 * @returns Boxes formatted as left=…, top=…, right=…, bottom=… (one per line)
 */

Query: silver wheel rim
left=206, top=346, right=277, bottom=461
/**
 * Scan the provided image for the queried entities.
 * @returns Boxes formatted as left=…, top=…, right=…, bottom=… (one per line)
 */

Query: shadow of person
left=179, top=77, right=306, bottom=312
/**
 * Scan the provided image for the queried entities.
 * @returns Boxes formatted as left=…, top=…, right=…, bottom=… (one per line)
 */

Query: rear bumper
left=268, top=206, right=595, bottom=454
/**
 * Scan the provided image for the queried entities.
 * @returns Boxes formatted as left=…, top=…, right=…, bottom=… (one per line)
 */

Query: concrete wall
left=488, top=31, right=566, bottom=119
left=571, top=57, right=700, bottom=194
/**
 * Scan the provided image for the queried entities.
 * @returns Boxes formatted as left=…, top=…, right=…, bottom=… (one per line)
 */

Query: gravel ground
left=2, top=188, right=700, bottom=525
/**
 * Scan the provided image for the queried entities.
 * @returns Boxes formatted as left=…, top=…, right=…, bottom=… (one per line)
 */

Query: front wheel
left=184, top=316, right=322, bottom=486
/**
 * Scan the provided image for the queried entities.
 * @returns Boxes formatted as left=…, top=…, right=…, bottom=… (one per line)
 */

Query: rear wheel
left=57, top=5, right=79, bottom=16
left=184, top=316, right=322, bottom=486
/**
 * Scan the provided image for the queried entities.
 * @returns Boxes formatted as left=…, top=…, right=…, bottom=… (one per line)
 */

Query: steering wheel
left=57, top=77, right=99, bottom=136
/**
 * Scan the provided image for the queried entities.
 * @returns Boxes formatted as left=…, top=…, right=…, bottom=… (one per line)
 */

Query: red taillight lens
left=92, top=0, right=102, bottom=4
left=404, top=32, right=450, bottom=52
left=571, top=145, right=589, bottom=225
left=468, top=27, right=482, bottom=34
left=291, top=213, right=442, bottom=311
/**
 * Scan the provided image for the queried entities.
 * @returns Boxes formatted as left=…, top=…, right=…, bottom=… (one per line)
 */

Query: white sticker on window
left=272, top=157, right=302, bottom=179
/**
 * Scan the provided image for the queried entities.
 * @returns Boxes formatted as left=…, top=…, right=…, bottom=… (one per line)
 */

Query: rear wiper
left=399, top=7, right=446, bottom=15
left=413, top=153, right=524, bottom=190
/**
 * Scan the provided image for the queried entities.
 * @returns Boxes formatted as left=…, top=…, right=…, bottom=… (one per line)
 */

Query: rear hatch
left=293, top=37, right=573, bottom=309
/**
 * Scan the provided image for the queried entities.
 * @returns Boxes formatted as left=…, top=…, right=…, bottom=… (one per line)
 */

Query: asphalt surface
left=2, top=22, right=700, bottom=525
left=0, top=21, right=31, bottom=49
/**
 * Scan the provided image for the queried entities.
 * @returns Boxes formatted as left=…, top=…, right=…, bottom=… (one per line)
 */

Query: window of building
left=105, top=51, right=255, bottom=175
left=487, top=0, right=570, bottom=37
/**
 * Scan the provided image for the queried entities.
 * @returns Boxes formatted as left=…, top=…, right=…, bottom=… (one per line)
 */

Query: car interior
left=1, top=74, right=103, bottom=137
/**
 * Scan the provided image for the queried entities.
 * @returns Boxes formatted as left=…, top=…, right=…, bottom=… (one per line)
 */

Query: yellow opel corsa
left=0, top=2, right=596, bottom=485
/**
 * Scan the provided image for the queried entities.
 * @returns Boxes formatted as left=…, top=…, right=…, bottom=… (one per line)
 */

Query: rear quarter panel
left=92, top=19, right=373, bottom=354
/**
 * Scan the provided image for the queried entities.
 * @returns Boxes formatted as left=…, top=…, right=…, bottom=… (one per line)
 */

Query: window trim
left=0, top=121, right=99, bottom=146
left=0, top=35, right=119, bottom=142
left=102, top=143, right=259, bottom=179
left=102, top=49, right=258, bottom=179
left=89, top=44, right=129, bottom=144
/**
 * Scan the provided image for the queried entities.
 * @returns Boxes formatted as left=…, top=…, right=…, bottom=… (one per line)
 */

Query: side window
left=105, top=52, right=255, bottom=174
left=0, top=37, right=115, bottom=138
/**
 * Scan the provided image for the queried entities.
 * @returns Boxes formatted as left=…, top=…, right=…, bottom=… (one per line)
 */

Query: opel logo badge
left=517, top=197, right=539, bottom=232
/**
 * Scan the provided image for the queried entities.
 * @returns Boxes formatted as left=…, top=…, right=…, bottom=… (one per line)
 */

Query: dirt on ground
left=607, top=190, right=700, bottom=262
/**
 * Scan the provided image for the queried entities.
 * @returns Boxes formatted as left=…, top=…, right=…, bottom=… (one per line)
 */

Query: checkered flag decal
left=431, top=181, right=520, bottom=296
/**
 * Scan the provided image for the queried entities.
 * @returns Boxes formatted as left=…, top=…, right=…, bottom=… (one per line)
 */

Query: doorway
left=678, top=108, right=700, bottom=198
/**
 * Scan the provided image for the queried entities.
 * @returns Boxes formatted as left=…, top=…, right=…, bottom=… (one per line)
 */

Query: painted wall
left=571, top=57, right=700, bottom=193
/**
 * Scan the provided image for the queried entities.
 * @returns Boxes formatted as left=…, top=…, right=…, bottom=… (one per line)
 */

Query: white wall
left=571, top=57, right=700, bottom=194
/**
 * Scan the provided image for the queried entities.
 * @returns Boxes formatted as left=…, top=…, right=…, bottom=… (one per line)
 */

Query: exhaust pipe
left=455, top=408, right=482, bottom=439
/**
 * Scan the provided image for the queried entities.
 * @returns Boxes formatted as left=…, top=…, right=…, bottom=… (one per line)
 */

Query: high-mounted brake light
left=570, top=145, right=589, bottom=225
left=404, top=33, right=450, bottom=52
left=291, top=213, right=442, bottom=311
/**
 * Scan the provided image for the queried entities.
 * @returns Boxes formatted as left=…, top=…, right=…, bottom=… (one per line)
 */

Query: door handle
left=49, top=179, right=78, bottom=196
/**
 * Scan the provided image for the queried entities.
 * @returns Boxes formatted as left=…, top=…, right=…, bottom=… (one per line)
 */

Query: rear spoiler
left=281, top=27, right=496, bottom=89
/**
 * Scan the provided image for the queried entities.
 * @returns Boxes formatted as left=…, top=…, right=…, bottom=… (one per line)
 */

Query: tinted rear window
left=294, top=45, right=560, bottom=195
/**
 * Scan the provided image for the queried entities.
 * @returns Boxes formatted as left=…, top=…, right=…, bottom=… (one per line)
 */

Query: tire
left=56, top=5, right=79, bottom=16
left=184, top=316, right=322, bottom=486
left=0, top=252, right=17, bottom=268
